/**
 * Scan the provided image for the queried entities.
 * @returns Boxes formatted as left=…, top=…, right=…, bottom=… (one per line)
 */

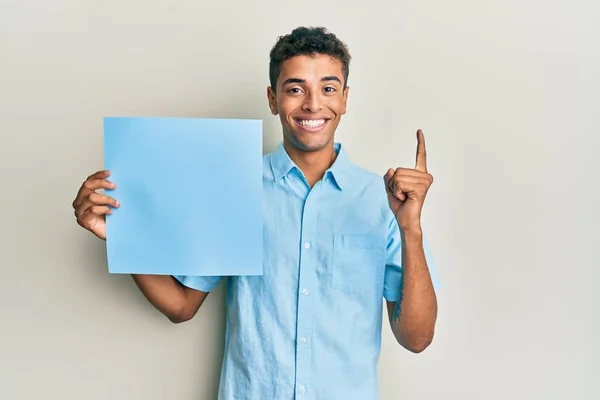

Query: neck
left=283, top=139, right=337, bottom=187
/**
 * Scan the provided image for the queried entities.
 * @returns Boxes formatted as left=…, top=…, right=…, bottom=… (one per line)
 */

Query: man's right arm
left=131, top=275, right=210, bottom=323
left=72, top=169, right=214, bottom=323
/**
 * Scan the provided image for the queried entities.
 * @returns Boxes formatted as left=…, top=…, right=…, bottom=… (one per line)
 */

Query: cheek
left=328, top=97, right=346, bottom=114
left=277, top=100, right=297, bottom=118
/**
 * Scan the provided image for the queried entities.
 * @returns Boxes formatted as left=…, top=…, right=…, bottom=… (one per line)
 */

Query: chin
left=287, top=132, right=332, bottom=152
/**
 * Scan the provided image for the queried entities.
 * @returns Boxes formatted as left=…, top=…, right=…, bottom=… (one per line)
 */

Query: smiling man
left=72, top=26, right=439, bottom=400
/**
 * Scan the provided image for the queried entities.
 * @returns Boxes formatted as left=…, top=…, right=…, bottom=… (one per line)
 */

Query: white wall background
left=1, top=1, right=598, bottom=399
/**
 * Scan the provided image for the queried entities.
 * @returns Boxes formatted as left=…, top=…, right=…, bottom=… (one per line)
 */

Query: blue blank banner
left=103, top=117, right=263, bottom=276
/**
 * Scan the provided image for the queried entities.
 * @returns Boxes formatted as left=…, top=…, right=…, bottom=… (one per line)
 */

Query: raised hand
left=72, top=170, right=120, bottom=240
left=383, top=129, right=433, bottom=232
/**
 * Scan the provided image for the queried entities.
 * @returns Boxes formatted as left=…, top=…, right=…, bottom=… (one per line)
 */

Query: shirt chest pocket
left=330, top=234, right=386, bottom=296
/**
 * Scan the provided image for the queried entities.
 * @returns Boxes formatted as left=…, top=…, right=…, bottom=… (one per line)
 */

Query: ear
left=341, top=86, right=350, bottom=115
left=267, top=86, right=278, bottom=115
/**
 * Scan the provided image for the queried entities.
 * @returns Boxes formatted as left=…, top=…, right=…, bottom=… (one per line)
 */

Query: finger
left=393, top=175, right=428, bottom=186
left=87, top=169, right=110, bottom=180
left=74, top=170, right=110, bottom=208
left=415, top=129, right=427, bottom=172
left=385, top=170, right=407, bottom=201
left=89, top=205, right=113, bottom=216
left=392, top=179, right=428, bottom=202
left=88, top=192, right=120, bottom=208
left=74, top=194, right=119, bottom=219
left=392, top=186, right=407, bottom=202
left=388, top=172, right=411, bottom=202
left=392, top=167, right=432, bottom=180
left=77, top=205, right=113, bottom=220
left=73, top=178, right=116, bottom=208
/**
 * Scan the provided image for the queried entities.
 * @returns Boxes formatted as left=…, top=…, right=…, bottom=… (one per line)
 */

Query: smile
left=295, top=118, right=329, bottom=132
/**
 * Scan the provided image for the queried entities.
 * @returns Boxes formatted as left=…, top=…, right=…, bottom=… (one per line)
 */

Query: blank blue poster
left=103, top=117, right=263, bottom=276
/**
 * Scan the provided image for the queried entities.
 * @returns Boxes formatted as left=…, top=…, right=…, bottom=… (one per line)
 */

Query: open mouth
left=294, top=118, right=329, bottom=132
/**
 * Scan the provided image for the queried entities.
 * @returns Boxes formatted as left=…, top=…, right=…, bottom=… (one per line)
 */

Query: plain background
left=1, top=1, right=598, bottom=399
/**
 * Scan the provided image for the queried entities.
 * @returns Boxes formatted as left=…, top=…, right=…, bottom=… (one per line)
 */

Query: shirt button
left=300, top=337, right=307, bottom=344
left=302, top=289, right=309, bottom=295
left=298, top=385, right=306, bottom=394
left=304, top=242, right=311, bottom=249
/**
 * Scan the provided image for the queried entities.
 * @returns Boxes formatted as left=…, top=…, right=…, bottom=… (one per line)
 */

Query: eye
left=323, top=86, right=336, bottom=93
left=287, top=87, right=303, bottom=94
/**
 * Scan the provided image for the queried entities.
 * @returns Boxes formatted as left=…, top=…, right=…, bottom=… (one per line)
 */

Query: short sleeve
left=173, top=275, right=223, bottom=293
left=383, top=212, right=441, bottom=302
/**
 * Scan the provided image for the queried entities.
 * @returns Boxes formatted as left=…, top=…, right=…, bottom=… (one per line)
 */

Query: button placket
left=294, top=191, right=317, bottom=397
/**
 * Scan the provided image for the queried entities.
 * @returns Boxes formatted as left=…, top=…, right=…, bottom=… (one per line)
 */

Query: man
left=72, top=26, right=438, bottom=400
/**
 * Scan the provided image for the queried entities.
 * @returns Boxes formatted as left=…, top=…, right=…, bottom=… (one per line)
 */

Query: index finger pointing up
left=415, top=129, right=427, bottom=172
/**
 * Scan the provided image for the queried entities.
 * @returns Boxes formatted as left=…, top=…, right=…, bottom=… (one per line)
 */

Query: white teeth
left=298, top=119, right=326, bottom=127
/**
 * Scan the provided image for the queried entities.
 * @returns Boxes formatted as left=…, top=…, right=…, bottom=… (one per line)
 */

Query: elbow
left=404, top=338, right=432, bottom=353
left=398, top=333, right=434, bottom=354
left=167, top=305, right=195, bottom=324
left=168, top=314, right=191, bottom=324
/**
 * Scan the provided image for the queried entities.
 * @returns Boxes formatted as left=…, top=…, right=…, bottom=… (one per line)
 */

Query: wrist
left=399, top=225, right=423, bottom=242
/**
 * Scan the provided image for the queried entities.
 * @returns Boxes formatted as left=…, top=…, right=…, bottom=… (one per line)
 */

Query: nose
left=302, top=91, right=322, bottom=113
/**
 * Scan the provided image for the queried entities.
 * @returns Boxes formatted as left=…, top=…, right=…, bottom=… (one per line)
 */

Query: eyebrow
left=282, top=76, right=342, bottom=86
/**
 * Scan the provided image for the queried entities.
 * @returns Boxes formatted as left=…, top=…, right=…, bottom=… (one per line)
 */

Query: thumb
left=383, top=168, right=394, bottom=192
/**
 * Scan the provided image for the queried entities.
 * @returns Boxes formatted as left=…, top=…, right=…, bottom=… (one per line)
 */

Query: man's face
left=267, top=54, right=349, bottom=153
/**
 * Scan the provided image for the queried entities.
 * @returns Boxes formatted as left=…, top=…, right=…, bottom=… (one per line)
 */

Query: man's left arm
left=383, top=129, right=438, bottom=353
left=386, top=228, right=437, bottom=353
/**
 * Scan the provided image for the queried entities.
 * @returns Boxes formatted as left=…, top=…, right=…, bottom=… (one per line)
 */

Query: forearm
left=131, top=274, right=201, bottom=323
left=391, top=228, right=437, bottom=352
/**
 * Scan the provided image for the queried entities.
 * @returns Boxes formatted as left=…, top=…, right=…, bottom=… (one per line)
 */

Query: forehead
left=278, top=54, right=344, bottom=84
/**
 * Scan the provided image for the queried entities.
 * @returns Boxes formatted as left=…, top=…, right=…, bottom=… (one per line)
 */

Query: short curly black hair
left=269, top=26, right=351, bottom=92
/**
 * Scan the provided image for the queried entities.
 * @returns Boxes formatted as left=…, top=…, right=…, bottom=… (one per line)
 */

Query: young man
left=72, top=26, right=438, bottom=399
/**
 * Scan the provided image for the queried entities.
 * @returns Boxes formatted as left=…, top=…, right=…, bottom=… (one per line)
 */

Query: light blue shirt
left=176, top=142, right=438, bottom=400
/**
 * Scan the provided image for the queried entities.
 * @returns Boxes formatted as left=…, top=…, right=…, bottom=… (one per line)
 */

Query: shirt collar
left=270, top=141, right=350, bottom=190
